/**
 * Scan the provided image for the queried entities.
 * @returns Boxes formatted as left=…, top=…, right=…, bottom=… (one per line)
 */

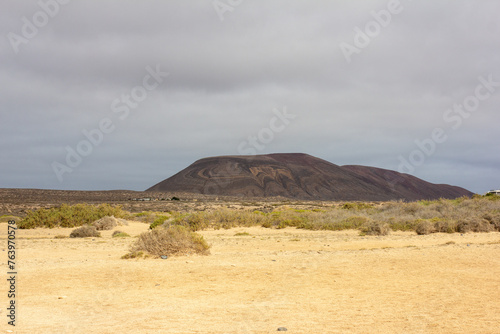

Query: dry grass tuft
left=121, top=251, right=146, bottom=259
left=127, top=225, right=210, bottom=258
left=360, top=222, right=390, bottom=236
left=70, top=225, right=101, bottom=238
left=112, top=230, right=130, bottom=238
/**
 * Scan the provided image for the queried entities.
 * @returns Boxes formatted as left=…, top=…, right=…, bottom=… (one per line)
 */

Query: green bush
left=150, top=215, right=170, bottom=229
left=341, top=202, right=374, bottom=210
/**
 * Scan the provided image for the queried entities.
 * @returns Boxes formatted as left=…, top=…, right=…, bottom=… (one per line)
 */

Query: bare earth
left=1, top=222, right=500, bottom=334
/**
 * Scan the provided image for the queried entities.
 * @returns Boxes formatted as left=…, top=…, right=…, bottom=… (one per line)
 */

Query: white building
left=486, top=190, right=500, bottom=195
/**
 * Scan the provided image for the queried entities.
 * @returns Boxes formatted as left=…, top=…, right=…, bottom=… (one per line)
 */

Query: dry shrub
left=403, top=202, right=421, bottom=215
left=456, top=220, right=471, bottom=233
left=345, top=216, right=370, bottom=228
left=483, top=213, right=500, bottom=231
left=433, top=220, right=456, bottom=233
left=261, top=220, right=272, bottom=228
left=129, top=225, right=210, bottom=257
left=70, top=225, right=101, bottom=238
left=360, top=222, right=390, bottom=236
left=93, top=216, right=118, bottom=230
left=416, top=221, right=435, bottom=235
left=456, top=218, right=494, bottom=233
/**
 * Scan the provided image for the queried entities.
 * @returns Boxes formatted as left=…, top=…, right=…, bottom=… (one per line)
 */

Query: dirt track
left=1, top=222, right=500, bottom=333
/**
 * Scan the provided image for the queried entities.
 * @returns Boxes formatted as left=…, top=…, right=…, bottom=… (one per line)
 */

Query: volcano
left=146, top=153, right=472, bottom=201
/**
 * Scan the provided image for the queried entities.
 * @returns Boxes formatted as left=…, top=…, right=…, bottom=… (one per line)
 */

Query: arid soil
left=0, top=188, right=307, bottom=218
left=1, top=222, right=499, bottom=333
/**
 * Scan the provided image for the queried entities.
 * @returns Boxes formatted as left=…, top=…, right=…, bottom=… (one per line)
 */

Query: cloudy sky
left=1, top=0, right=499, bottom=194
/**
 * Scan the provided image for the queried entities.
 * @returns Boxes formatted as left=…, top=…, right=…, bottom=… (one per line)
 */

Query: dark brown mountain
left=146, top=153, right=473, bottom=201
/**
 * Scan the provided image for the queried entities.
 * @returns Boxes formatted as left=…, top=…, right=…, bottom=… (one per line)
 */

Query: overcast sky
left=1, top=0, right=499, bottom=194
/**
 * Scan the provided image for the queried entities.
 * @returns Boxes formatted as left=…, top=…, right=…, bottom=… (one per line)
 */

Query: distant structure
left=486, top=190, right=500, bottom=195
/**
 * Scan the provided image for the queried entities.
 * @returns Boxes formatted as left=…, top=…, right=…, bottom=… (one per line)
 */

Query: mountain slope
left=146, top=153, right=473, bottom=201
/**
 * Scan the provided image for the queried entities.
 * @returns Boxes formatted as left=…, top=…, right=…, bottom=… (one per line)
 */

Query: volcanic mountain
left=146, top=153, right=473, bottom=201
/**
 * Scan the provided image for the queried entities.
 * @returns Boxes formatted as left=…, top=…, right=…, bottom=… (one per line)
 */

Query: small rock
left=160, top=255, right=168, bottom=260
left=58, top=296, right=67, bottom=300
left=277, top=327, right=288, bottom=331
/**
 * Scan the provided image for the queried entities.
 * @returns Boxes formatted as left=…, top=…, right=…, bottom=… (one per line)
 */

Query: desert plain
left=1, top=190, right=500, bottom=333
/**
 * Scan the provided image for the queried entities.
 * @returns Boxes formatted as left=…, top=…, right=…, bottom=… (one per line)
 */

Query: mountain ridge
left=146, top=153, right=473, bottom=201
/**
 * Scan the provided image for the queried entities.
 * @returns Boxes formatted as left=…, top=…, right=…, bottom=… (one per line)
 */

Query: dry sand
left=1, top=222, right=500, bottom=333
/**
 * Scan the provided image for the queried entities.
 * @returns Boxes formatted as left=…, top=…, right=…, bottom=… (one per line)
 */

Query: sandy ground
left=1, top=222, right=500, bottom=334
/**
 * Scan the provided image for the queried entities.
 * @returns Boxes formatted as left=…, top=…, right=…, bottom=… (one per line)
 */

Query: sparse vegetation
left=0, top=215, right=21, bottom=223
left=341, top=202, right=375, bottom=210
left=121, top=251, right=146, bottom=259
left=165, top=196, right=500, bottom=235
left=126, top=225, right=210, bottom=258
left=112, top=231, right=130, bottom=238
left=70, top=225, right=101, bottom=238
left=19, top=204, right=130, bottom=229
left=14, top=195, right=500, bottom=236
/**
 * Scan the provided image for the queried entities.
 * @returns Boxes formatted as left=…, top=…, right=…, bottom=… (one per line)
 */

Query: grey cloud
left=1, top=0, right=499, bottom=193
